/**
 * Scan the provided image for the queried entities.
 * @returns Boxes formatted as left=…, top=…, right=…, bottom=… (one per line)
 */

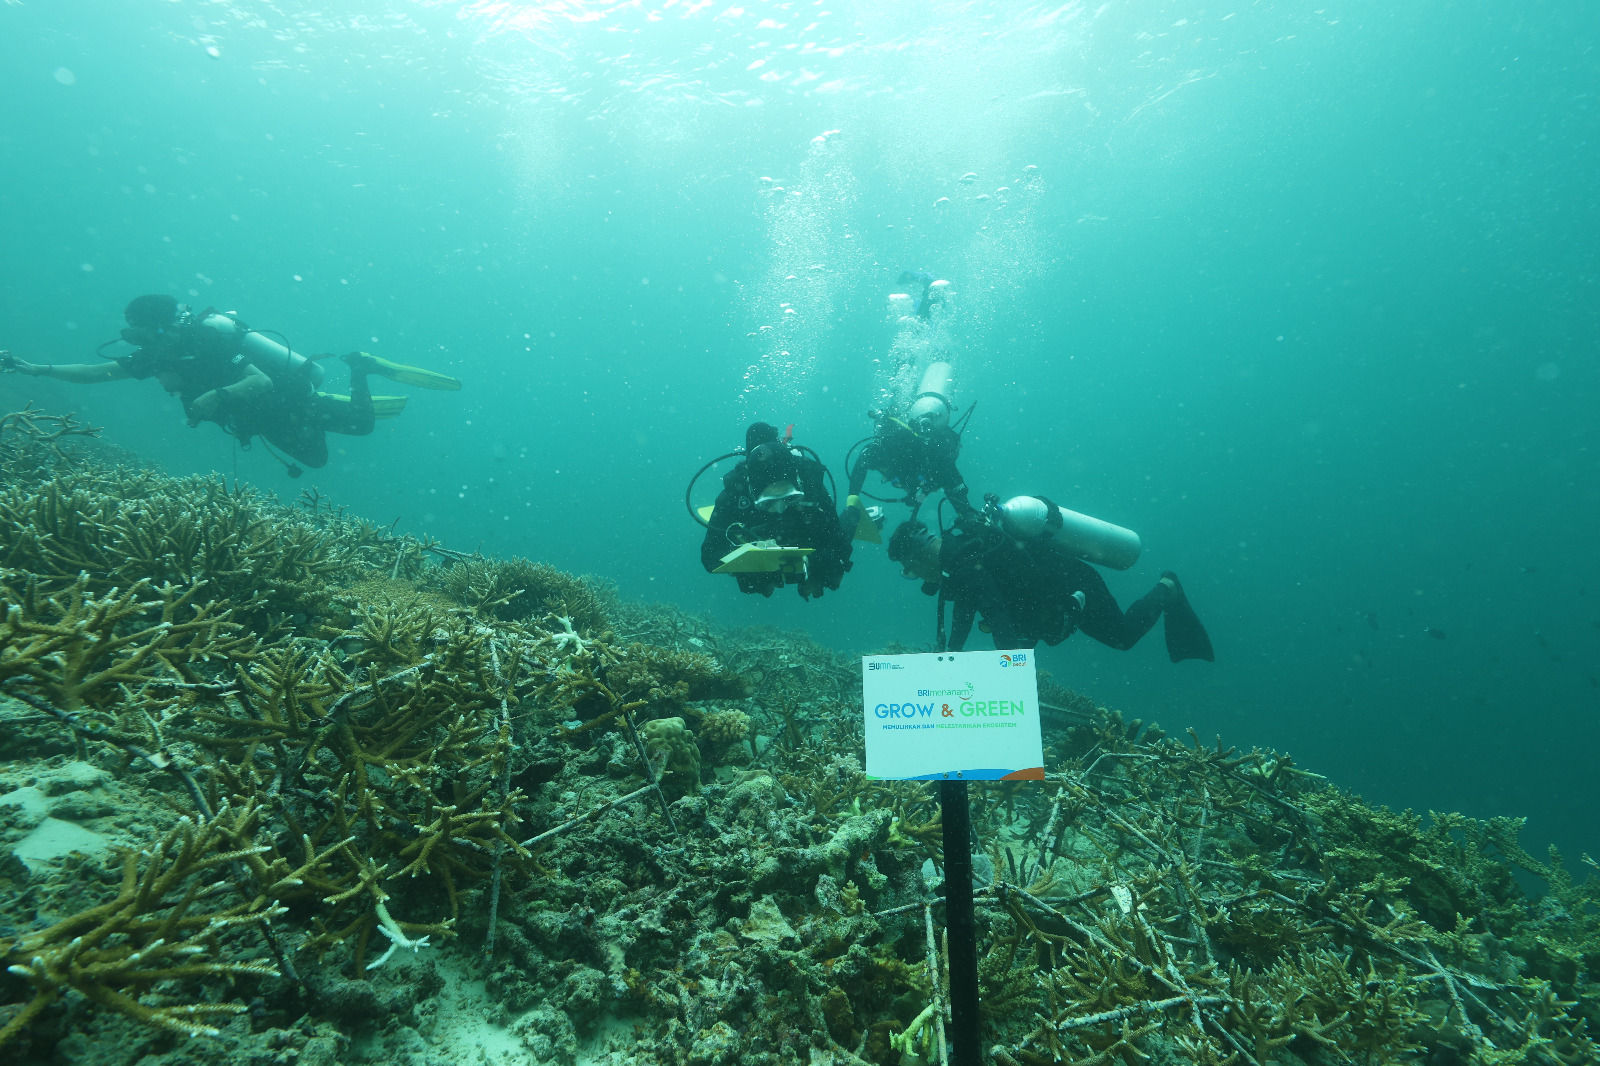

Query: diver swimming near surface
left=896, top=270, right=949, bottom=321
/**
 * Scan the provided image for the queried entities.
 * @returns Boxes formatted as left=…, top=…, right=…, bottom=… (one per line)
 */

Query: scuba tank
left=201, top=312, right=326, bottom=390
left=906, top=361, right=954, bottom=432
left=994, top=494, right=1142, bottom=571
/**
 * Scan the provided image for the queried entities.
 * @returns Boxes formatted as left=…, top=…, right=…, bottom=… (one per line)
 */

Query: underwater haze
left=3, top=0, right=1597, bottom=862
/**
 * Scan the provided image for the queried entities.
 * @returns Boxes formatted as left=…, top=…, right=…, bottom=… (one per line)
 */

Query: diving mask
left=120, top=305, right=192, bottom=348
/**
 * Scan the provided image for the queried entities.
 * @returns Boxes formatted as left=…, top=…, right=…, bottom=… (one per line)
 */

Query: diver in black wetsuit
left=846, top=410, right=974, bottom=517
left=887, top=512, right=1213, bottom=661
left=700, top=422, right=854, bottom=600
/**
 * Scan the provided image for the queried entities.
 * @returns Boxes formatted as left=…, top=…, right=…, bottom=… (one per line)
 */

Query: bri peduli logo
left=999, top=653, right=1028, bottom=667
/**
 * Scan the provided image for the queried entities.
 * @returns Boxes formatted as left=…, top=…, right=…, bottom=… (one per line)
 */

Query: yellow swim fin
left=319, top=393, right=409, bottom=418
left=353, top=352, right=462, bottom=391
left=371, top=394, right=408, bottom=419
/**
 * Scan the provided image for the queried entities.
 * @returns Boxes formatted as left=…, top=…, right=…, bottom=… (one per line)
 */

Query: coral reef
left=2, top=408, right=1597, bottom=1066
left=0, top=801, right=284, bottom=1045
left=424, top=554, right=614, bottom=633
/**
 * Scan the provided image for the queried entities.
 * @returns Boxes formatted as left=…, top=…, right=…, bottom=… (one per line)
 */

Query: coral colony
left=1, top=405, right=1596, bottom=1064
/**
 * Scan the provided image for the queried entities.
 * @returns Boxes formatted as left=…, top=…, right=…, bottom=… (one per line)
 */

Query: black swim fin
left=1161, top=572, right=1214, bottom=663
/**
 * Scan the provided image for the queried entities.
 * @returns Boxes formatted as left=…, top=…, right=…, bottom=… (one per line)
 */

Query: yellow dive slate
left=713, top=541, right=813, bottom=574
left=844, top=495, right=882, bottom=544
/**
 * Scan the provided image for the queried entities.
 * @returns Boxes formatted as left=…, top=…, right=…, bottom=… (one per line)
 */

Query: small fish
left=958, top=172, right=979, bottom=184
left=1364, top=611, right=1379, bottom=631
left=1423, top=627, right=1447, bottom=640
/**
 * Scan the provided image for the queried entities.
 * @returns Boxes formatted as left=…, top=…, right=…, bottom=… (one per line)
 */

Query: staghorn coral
left=0, top=572, right=255, bottom=710
left=603, top=642, right=748, bottom=706
left=425, top=554, right=613, bottom=632
left=2, top=409, right=437, bottom=637
left=183, top=612, right=532, bottom=940
left=0, top=405, right=115, bottom=485
left=0, top=473, right=356, bottom=639
left=0, top=800, right=286, bottom=1048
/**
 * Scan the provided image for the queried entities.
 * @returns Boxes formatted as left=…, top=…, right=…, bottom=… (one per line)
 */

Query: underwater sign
left=861, top=651, right=1044, bottom=781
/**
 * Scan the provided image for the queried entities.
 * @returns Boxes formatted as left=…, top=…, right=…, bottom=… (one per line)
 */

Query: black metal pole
left=940, top=777, right=982, bottom=1064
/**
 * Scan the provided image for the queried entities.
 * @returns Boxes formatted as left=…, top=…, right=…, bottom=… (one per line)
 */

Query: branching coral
left=0, top=801, right=286, bottom=1048
left=425, top=555, right=613, bottom=632
left=185, top=615, right=529, bottom=936
left=0, top=572, right=255, bottom=709
left=0, top=404, right=107, bottom=482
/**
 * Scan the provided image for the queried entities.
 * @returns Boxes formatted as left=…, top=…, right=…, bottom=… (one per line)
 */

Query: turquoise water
left=3, top=2, right=1596, bottom=860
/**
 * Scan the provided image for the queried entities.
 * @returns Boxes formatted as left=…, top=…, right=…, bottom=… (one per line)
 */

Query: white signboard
left=862, top=650, right=1044, bottom=781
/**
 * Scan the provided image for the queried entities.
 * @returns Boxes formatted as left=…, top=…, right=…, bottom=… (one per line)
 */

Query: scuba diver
left=3, top=294, right=461, bottom=475
left=694, top=422, right=855, bottom=600
left=887, top=493, right=1214, bottom=661
left=847, top=357, right=976, bottom=521
left=847, top=273, right=975, bottom=524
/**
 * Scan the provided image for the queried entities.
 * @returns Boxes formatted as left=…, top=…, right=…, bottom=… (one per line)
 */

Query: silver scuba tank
left=906, top=360, right=954, bottom=431
left=201, top=312, right=326, bottom=389
left=996, top=495, right=1143, bottom=570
